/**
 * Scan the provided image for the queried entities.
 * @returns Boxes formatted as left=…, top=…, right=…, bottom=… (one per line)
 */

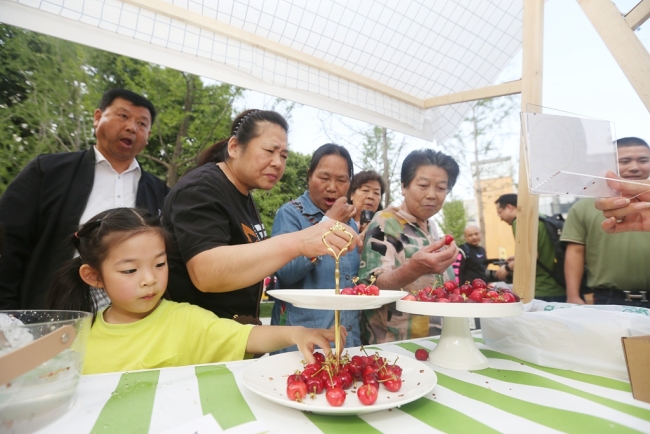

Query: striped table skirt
left=37, top=335, right=650, bottom=433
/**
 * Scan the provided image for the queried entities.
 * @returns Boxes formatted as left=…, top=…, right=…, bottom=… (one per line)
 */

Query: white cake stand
left=396, top=301, right=523, bottom=370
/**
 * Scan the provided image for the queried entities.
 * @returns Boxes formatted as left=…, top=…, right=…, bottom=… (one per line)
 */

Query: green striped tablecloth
left=37, top=335, right=650, bottom=433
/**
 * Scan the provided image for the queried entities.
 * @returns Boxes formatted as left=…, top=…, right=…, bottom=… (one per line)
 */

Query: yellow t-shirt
left=83, top=299, right=254, bottom=375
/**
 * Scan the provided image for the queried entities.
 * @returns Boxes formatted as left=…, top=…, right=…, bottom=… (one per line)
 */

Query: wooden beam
left=625, top=0, right=650, bottom=30
left=578, top=0, right=650, bottom=113
left=423, top=80, right=522, bottom=108
left=513, top=0, right=544, bottom=303
left=121, top=0, right=424, bottom=108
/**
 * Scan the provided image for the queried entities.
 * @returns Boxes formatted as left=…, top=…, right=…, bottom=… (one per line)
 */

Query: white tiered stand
left=396, top=300, right=524, bottom=370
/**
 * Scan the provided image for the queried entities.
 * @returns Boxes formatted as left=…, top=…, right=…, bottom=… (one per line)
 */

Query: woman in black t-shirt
left=162, top=110, right=361, bottom=322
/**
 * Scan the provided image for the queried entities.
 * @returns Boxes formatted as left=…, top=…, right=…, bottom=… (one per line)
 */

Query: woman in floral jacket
left=359, top=149, right=460, bottom=344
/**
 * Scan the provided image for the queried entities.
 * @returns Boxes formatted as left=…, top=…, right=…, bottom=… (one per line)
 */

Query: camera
left=360, top=210, right=375, bottom=226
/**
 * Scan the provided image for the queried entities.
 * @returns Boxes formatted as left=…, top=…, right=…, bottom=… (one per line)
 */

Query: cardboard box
left=622, top=335, right=650, bottom=404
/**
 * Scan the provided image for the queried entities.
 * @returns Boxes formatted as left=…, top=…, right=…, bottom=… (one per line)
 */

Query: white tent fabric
left=1, top=0, right=523, bottom=141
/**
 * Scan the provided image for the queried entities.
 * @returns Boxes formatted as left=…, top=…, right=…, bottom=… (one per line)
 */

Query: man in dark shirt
left=0, top=89, right=169, bottom=309
left=457, top=224, right=497, bottom=284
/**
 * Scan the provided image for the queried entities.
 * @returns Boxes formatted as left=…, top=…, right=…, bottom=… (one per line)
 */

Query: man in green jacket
left=494, top=194, right=566, bottom=302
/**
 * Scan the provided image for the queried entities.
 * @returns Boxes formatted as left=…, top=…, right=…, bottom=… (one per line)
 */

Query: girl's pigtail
left=44, top=256, right=97, bottom=314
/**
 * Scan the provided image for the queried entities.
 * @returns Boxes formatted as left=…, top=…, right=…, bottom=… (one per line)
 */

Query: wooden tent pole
left=513, top=0, right=544, bottom=303
left=578, top=0, right=650, bottom=113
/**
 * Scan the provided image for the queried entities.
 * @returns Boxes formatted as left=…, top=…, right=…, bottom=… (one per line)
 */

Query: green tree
left=0, top=24, right=241, bottom=191
left=444, top=96, right=518, bottom=244
left=436, top=198, right=468, bottom=244
left=0, top=25, right=102, bottom=192
left=357, top=126, right=407, bottom=207
left=253, top=150, right=311, bottom=235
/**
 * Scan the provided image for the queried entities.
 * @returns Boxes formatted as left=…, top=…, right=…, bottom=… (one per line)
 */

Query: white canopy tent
left=2, top=0, right=649, bottom=301
left=1, top=0, right=525, bottom=142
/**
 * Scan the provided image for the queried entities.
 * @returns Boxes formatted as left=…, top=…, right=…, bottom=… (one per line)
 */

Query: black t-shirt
left=459, top=243, right=488, bottom=284
left=162, top=163, right=266, bottom=318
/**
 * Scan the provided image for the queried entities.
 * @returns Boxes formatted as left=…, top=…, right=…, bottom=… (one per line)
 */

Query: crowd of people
left=0, top=88, right=647, bottom=375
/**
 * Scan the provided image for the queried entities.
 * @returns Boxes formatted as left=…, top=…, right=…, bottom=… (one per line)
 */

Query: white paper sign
left=522, top=112, right=620, bottom=197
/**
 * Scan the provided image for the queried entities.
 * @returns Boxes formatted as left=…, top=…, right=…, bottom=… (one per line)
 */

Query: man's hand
left=325, top=197, right=356, bottom=222
left=496, top=265, right=509, bottom=281
left=595, top=171, right=650, bottom=233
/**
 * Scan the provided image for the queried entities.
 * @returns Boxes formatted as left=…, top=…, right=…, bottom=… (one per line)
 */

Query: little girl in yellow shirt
left=46, top=208, right=343, bottom=374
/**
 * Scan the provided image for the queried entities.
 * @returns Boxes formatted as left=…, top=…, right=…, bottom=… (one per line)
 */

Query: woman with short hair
left=359, top=149, right=460, bottom=344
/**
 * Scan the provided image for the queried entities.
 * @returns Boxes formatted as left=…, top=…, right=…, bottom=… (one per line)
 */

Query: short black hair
left=348, top=170, right=386, bottom=198
left=401, top=149, right=459, bottom=190
left=308, top=144, right=354, bottom=180
left=495, top=193, right=517, bottom=208
left=617, top=137, right=649, bottom=149
left=99, top=89, right=156, bottom=125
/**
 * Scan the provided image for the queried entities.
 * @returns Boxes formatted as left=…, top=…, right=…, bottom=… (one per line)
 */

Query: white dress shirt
left=79, top=146, right=142, bottom=225
left=78, top=147, right=142, bottom=309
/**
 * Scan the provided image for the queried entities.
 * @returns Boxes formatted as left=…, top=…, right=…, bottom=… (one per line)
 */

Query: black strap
left=536, top=259, right=553, bottom=276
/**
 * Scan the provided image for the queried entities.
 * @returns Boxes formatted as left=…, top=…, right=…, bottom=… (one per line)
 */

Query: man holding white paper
left=564, top=137, right=650, bottom=306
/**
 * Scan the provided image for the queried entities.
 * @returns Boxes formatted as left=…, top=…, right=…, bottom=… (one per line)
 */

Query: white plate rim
left=267, top=289, right=406, bottom=310
left=241, top=349, right=438, bottom=415
left=396, top=300, right=524, bottom=318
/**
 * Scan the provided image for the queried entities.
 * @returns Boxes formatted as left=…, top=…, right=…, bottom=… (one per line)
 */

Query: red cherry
left=366, top=284, right=380, bottom=296
left=306, top=377, right=324, bottom=395
left=301, top=367, right=318, bottom=379
left=351, top=355, right=365, bottom=367
left=444, top=234, right=454, bottom=245
left=449, top=293, right=464, bottom=303
left=437, top=297, right=450, bottom=303
left=418, top=291, right=436, bottom=302
left=287, top=372, right=306, bottom=385
left=313, top=352, right=326, bottom=364
left=415, top=348, right=429, bottom=361
left=389, top=364, right=403, bottom=377
left=486, top=290, right=500, bottom=299
left=339, top=371, right=354, bottom=389
left=469, top=289, right=485, bottom=303
left=363, top=373, right=379, bottom=388
left=501, top=292, right=516, bottom=303
left=472, top=278, right=487, bottom=289
left=443, top=281, right=458, bottom=291
left=287, top=380, right=307, bottom=402
left=353, top=284, right=367, bottom=295
left=383, top=378, right=402, bottom=392
left=341, top=287, right=356, bottom=295
left=357, top=384, right=379, bottom=406
left=326, top=387, right=346, bottom=407
left=432, top=287, right=448, bottom=299
left=459, top=283, right=473, bottom=297
left=401, top=293, right=417, bottom=301
left=377, top=368, right=396, bottom=382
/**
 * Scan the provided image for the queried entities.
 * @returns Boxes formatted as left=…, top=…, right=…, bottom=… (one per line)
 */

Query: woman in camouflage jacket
left=358, top=149, right=460, bottom=344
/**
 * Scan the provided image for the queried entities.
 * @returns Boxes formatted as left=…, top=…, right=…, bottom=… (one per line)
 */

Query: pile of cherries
left=340, top=275, right=379, bottom=296
left=401, top=278, right=520, bottom=303
left=340, top=282, right=379, bottom=296
left=286, top=350, right=403, bottom=407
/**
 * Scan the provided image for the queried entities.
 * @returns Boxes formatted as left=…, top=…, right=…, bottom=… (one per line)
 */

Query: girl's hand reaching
left=245, top=325, right=347, bottom=363
left=291, top=325, right=347, bottom=364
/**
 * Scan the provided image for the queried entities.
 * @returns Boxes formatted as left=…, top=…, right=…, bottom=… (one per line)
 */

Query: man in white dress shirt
left=0, top=89, right=169, bottom=309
